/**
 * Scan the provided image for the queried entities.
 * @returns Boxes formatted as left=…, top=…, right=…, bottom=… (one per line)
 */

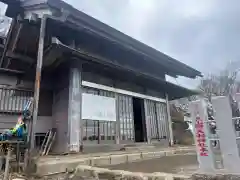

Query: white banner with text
left=82, top=93, right=116, bottom=121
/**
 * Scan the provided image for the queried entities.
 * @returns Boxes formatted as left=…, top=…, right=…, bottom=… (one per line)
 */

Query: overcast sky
left=2, top=0, right=240, bottom=89
left=62, top=0, right=240, bottom=89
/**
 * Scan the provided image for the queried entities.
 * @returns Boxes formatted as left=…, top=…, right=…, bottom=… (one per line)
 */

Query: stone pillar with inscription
left=189, top=99, right=215, bottom=172
left=68, top=67, right=82, bottom=152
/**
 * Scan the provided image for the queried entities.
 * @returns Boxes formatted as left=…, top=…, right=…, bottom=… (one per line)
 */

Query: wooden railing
left=0, top=87, right=33, bottom=114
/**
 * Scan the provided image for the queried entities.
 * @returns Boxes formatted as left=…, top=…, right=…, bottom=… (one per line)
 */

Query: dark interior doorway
left=133, top=97, right=147, bottom=142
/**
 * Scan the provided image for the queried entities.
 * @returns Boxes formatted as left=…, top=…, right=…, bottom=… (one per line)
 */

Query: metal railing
left=0, top=87, right=33, bottom=114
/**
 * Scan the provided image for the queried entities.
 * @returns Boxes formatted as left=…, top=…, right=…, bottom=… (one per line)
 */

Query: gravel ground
left=104, top=154, right=198, bottom=175
left=0, top=172, right=27, bottom=179
left=0, top=154, right=198, bottom=179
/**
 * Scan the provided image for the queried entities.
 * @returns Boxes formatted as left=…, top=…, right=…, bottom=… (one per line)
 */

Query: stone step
left=122, top=145, right=156, bottom=151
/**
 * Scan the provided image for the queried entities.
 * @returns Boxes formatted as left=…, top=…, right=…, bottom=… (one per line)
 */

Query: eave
left=44, top=37, right=200, bottom=100
left=2, top=0, right=202, bottom=79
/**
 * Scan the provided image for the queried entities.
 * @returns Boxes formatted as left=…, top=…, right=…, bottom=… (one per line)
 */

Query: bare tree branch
left=199, top=64, right=240, bottom=99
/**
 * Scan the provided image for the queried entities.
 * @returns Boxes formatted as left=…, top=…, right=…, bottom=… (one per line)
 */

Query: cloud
left=63, top=0, right=240, bottom=88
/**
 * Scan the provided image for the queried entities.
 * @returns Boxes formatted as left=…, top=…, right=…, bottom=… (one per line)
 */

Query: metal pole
left=166, top=93, right=174, bottom=146
left=30, top=16, right=47, bottom=151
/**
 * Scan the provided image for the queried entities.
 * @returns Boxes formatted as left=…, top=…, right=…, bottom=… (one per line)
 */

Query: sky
left=1, top=0, right=240, bottom=89
left=63, top=0, right=240, bottom=89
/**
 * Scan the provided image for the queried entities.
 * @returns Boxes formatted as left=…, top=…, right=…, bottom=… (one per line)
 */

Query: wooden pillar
left=68, top=66, right=82, bottom=152
left=166, top=94, right=174, bottom=146
left=31, top=16, right=47, bottom=151
left=144, top=99, right=151, bottom=144
left=115, top=94, right=120, bottom=144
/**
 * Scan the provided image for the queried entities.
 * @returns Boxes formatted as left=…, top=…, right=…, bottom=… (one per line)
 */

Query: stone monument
left=190, top=96, right=240, bottom=173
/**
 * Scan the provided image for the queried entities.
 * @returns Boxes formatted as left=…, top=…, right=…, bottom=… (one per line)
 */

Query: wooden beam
left=0, top=67, right=24, bottom=74
left=6, top=51, right=35, bottom=63
left=0, top=18, right=16, bottom=67
left=10, top=23, right=23, bottom=52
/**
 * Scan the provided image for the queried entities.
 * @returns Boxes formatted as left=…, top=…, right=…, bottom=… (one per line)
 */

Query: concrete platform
left=35, top=146, right=195, bottom=177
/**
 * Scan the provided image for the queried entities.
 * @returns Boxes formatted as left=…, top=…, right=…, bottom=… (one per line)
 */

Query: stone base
left=192, top=173, right=240, bottom=180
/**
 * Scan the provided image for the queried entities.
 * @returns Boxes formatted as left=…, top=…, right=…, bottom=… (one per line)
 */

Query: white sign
left=82, top=93, right=116, bottom=121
